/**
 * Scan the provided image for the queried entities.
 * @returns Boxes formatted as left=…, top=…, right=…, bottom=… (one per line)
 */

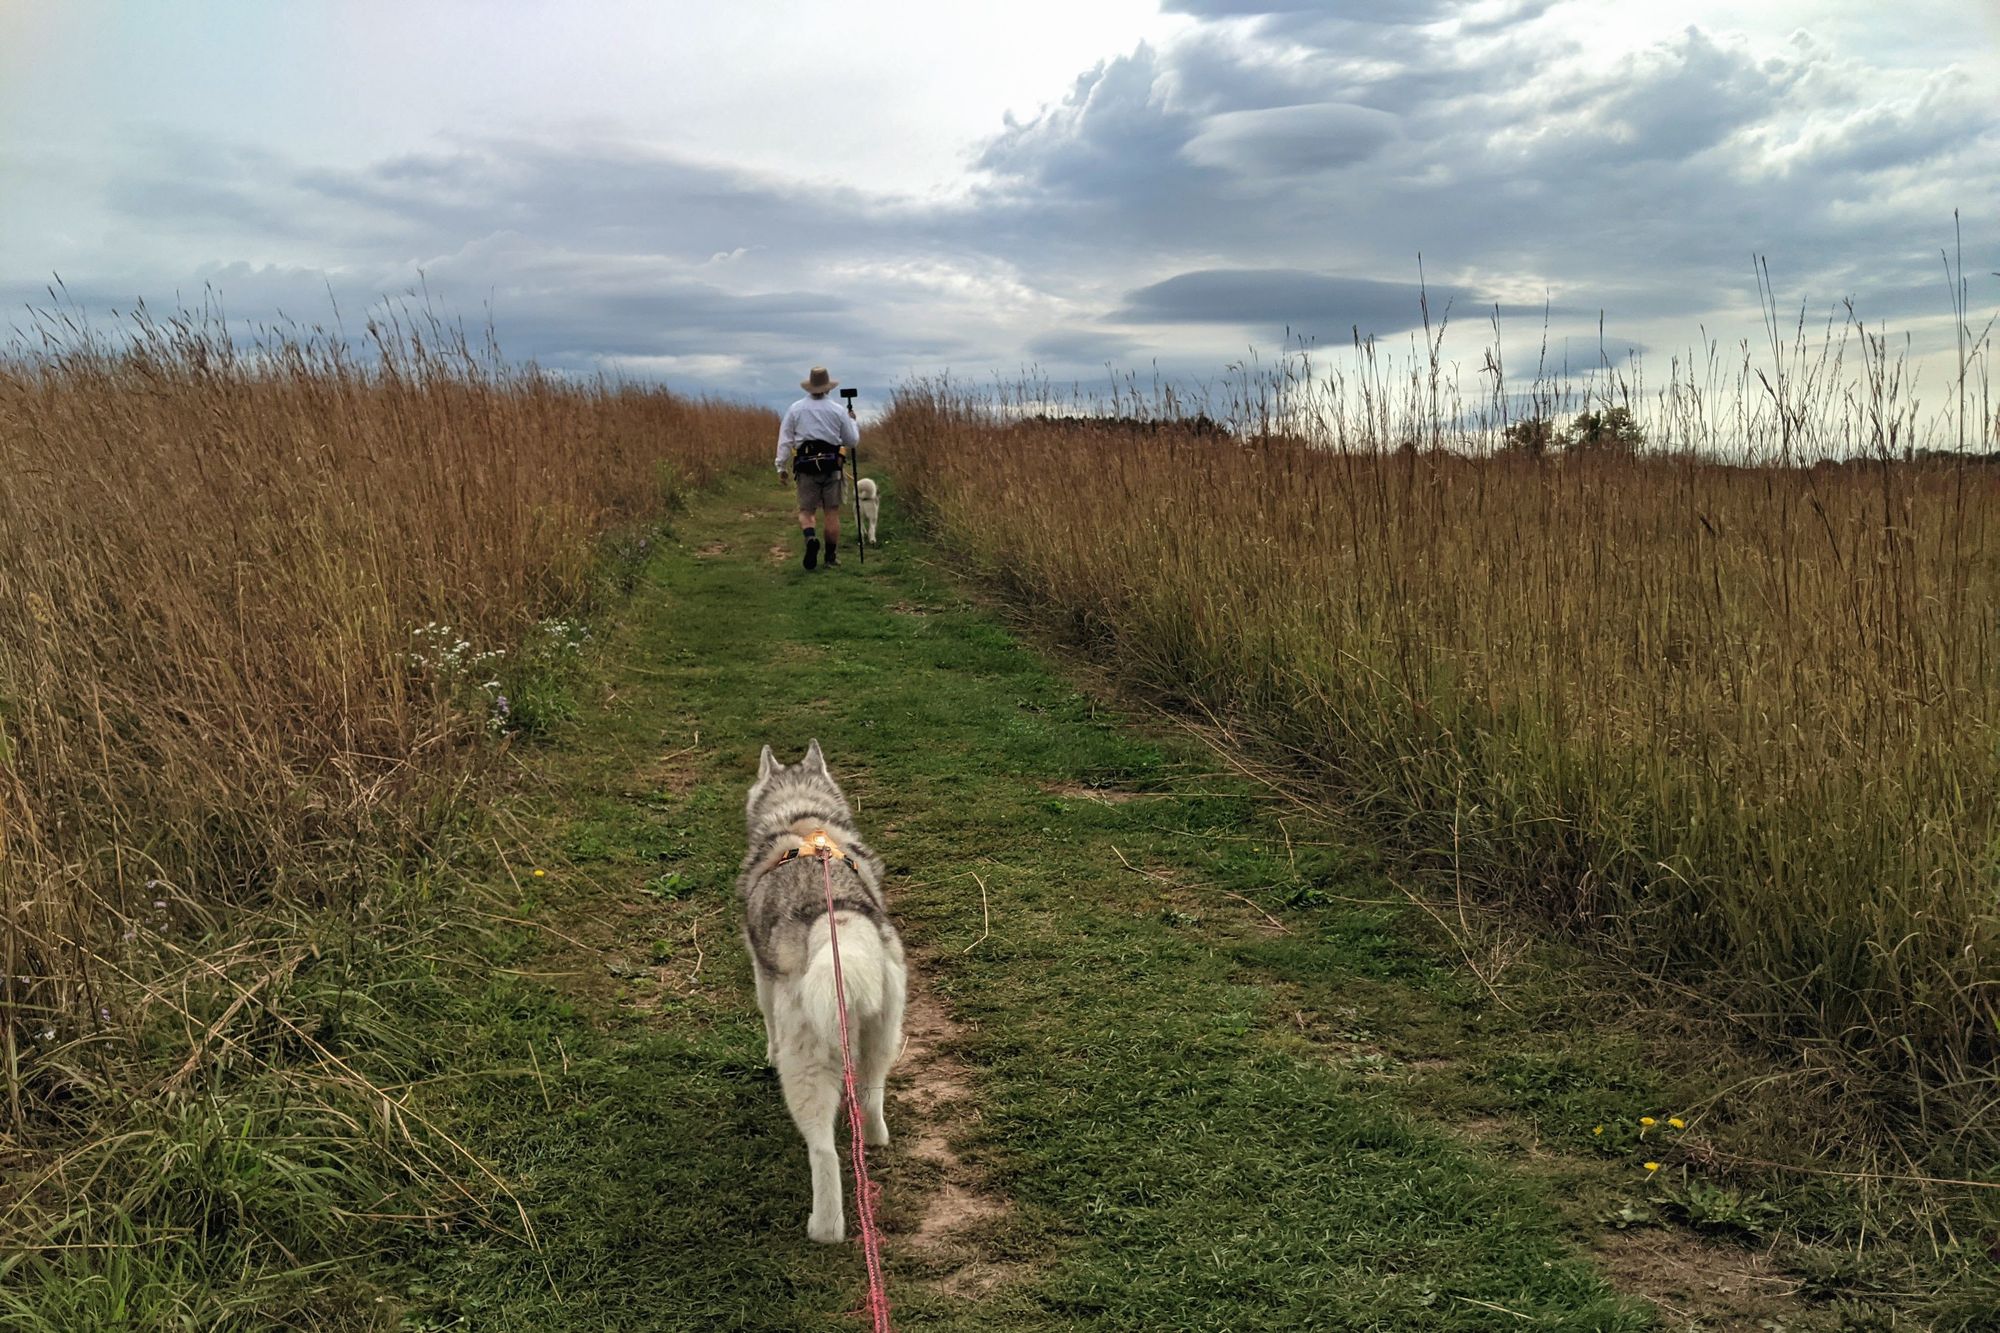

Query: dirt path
left=884, top=978, right=1015, bottom=1295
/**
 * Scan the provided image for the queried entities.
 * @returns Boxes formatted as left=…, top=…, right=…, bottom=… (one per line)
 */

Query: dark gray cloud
left=1113, top=268, right=1583, bottom=344
left=1181, top=103, right=1400, bottom=174
left=976, top=44, right=1207, bottom=209
left=1118, top=269, right=1452, bottom=335
left=1246, top=0, right=1559, bottom=41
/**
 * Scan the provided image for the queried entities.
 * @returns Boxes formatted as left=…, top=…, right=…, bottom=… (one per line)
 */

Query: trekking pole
left=841, top=387, right=864, bottom=564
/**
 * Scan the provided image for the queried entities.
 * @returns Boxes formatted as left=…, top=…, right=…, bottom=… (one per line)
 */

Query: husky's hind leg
left=777, top=1051, right=845, bottom=1242
left=859, top=969, right=905, bottom=1147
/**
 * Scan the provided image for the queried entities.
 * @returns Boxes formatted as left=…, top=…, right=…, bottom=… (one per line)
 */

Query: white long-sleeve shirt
left=775, top=394, right=860, bottom=472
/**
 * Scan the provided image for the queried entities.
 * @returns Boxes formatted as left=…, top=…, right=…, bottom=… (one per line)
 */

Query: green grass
left=372, top=471, right=1992, bottom=1331
left=0, top=901, right=490, bottom=1332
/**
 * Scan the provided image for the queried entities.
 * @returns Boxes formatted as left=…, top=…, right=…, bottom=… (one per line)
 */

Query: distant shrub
left=1500, top=416, right=1559, bottom=457
left=1568, top=405, right=1645, bottom=452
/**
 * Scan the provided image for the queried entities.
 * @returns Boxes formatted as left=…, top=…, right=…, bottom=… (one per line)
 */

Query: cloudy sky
left=3, top=0, right=1996, bottom=412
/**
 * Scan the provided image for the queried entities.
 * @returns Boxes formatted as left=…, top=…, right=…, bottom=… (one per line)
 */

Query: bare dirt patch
left=767, top=542, right=792, bottom=564
left=887, top=600, right=940, bottom=617
left=1595, top=1228, right=1808, bottom=1331
left=694, top=540, right=729, bottom=559
left=885, top=975, right=1018, bottom=1294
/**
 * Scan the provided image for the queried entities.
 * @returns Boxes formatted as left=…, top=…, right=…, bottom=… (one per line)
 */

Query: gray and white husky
left=738, top=739, right=907, bottom=1243
left=855, top=477, right=880, bottom=545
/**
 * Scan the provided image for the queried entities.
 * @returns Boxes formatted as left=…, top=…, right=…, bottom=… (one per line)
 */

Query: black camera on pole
left=840, top=388, right=863, bottom=562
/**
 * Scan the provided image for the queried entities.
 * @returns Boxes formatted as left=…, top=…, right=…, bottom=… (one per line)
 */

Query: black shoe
left=823, top=549, right=839, bottom=567
left=803, top=536, right=820, bottom=570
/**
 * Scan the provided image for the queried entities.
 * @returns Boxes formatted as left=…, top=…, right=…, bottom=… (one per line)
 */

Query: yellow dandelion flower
left=1592, top=1125, right=1604, bottom=1136
left=1639, top=1116, right=1656, bottom=1126
left=1643, top=1161, right=1660, bottom=1173
left=1668, top=1117, right=1685, bottom=1129
left=532, top=868, right=547, bottom=878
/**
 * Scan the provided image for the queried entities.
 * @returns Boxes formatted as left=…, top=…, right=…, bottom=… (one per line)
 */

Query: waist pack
left=794, top=438, right=843, bottom=478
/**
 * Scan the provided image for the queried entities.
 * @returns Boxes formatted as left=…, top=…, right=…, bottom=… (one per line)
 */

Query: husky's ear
left=802, top=738, right=828, bottom=775
left=757, top=744, right=778, bottom=781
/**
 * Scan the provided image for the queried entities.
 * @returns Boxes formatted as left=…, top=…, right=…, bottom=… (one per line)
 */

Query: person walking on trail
left=776, top=366, right=860, bottom=571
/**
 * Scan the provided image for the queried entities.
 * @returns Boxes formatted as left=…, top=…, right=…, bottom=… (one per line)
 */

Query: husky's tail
left=799, top=913, right=891, bottom=1051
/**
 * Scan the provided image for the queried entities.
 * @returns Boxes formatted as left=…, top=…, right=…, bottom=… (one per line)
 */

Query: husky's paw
left=864, top=1115, right=890, bottom=1147
left=808, top=1214, right=845, bottom=1245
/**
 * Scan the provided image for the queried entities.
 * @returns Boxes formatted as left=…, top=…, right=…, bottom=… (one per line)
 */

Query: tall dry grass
left=882, top=304, right=2000, bottom=1158
left=0, top=300, right=768, bottom=1124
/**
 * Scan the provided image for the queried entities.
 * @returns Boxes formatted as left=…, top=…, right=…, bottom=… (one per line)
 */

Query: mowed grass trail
left=396, top=471, right=1821, bottom=1330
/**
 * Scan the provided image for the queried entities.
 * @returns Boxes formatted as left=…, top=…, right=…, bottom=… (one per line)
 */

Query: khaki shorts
left=794, top=468, right=844, bottom=514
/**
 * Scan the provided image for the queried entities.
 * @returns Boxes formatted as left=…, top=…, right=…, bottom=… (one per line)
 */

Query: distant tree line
left=1019, top=412, right=1230, bottom=438
left=1498, top=407, right=1646, bottom=458
left=1907, top=447, right=2000, bottom=465
left=1016, top=408, right=1999, bottom=463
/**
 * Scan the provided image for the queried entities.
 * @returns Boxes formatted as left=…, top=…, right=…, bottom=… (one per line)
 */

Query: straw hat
left=800, top=366, right=838, bottom=395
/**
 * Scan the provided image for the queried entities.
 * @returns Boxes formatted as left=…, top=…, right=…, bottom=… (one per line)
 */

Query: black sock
left=802, top=526, right=815, bottom=542
left=825, top=537, right=838, bottom=561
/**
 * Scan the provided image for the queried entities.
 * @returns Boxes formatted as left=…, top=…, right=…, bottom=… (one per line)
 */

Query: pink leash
left=818, top=846, right=894, bottom=1331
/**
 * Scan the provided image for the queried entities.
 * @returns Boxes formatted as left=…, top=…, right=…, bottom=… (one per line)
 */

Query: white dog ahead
left=855, top=477, right=881, bottom=546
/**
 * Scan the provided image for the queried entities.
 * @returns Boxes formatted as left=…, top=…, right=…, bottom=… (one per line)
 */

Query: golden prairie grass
left=882, top=317, right=2000, bottom=1159
left=0, top=302, right=767, bottom=1187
